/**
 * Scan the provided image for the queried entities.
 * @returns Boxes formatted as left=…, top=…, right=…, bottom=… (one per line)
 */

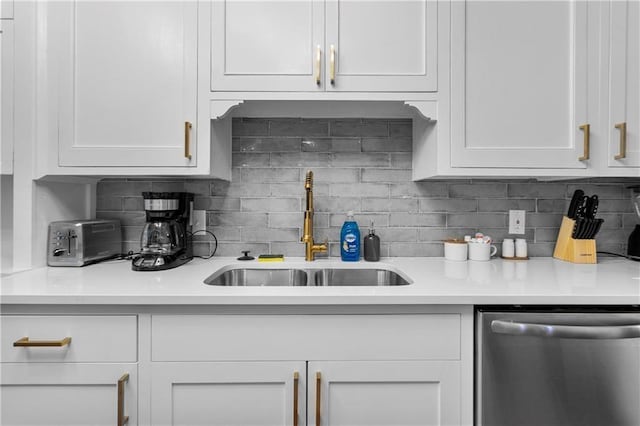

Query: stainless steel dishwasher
left=476, top=307, right=640, bottom=426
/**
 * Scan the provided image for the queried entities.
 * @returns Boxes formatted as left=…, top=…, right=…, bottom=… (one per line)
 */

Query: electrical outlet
left=508, top=210, right=526, bottom=235
left=192, top=210, right=207, bottom=233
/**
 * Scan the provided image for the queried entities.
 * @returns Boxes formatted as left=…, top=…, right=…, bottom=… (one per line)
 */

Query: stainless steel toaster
left=47, top=220, right=122, bottom=266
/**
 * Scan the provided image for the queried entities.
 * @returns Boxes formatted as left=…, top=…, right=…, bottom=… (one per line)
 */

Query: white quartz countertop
left=1, top=257, right=639, bottom=305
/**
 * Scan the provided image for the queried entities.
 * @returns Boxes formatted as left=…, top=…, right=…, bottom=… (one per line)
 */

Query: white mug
left=444, top=240, right=468, bottom=261
left=468, top=242, right=498, bottom=261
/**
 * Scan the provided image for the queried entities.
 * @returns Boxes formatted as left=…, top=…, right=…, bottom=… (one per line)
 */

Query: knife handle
left=567, top=189, right=584, bottom=219
left=585, top=195, right=598, bottom=219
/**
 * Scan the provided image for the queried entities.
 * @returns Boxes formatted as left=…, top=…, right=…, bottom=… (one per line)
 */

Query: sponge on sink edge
left=257, top=254, right=285, bottom=262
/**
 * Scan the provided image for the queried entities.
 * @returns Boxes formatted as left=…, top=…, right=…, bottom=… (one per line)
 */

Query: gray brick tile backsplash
left=450, top=183, right=507, bottom=199
left=361, top=198, right=418, bottom=213
left=388, top=120, right=412, bottom=137
left=270, top=118, right=329, bottom=137
left=96, top=118, right=639, bottom=258
left=232, top=118, right=269, bottom=136
left=330, top=119, right=388, bottom=137
left=362, top=137, right=412, bottom=152
left=233, top=137, right=302, bottom=153
left=478, top=199, right=535, bottom=212
left=232, top=153, right=270, bottom=168
left=270, top=152, right=331, bottom=168
left=239, top=168, right=300, bottom=183
left=97, top=196, right=122, bottom=211
left=420, top=198, right=477, bottom=213
left=361, top=169, right=412, bottom=183
left=301, top=138, right=361, bottom=152
left=330, top=152, right=390, bottom=167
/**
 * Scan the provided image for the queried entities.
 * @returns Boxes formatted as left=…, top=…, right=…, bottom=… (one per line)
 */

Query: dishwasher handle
left=491, top=320, right=640, bottom=339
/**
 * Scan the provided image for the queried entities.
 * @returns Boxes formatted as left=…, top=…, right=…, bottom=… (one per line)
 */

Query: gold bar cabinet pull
left=315, top=372, right=321, bottom=426
left=118, top=373, right=130, bottom=426
left=315, top=45, right=321, bottom=86
left=579, top=124, right=590, bottom=161
left=614, top=122, right=627, bottom=160
left=13, top=337, right=71, bottom=347
left=293, top=371, right=300, bottom=426
left=184, top=121, right=192, bottom=160
left=329, top=45, right=336, bottom=85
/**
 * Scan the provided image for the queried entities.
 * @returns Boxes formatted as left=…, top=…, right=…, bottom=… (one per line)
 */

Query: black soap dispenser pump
left=364, top=221, right=380, bottom=262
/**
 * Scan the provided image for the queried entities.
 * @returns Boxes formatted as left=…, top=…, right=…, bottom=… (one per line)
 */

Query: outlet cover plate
left=508, top=210, right=526, bottom=234
left=192, top=210, right=207, bottom=233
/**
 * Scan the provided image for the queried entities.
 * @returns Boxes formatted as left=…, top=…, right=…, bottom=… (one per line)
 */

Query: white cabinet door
left=1, top=363, right=137, bottom=426
left=211, top=0, right=325, bottom=92
left=46, top=1, right=198, bottom=167
left=0, top=20, right=13, bottom=174
left=450, top=0, right=590, bottom=169
left=309, top=361, right=460, bottom=426
left=325, top=0, right=437, bottom=92
left=152, top=361, right=306, bottom=426
left=608, top=0, right=640, bottom=168
left=1, top=0, right=13, bottom=20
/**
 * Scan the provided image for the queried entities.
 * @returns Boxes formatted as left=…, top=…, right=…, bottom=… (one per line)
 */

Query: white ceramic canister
left=444, top=239, right=468, bottom=261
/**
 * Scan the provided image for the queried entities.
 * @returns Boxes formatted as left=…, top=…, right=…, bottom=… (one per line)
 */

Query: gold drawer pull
left=329, top=45, right=336, bottom=85
left=293, top=371, right=300, bottom=426
left=118, top=373, right=130, bottom=426
left=315, top=372, right=321, bottom=426
left=184, top=121, right=192, bottom=159
left=315, top=45, right=321, bottom=86
left=579, top=124, right=590, bottom=161
left=13, top=337, right=71, bottom=347
left=614, top=122, right=627, bottom=160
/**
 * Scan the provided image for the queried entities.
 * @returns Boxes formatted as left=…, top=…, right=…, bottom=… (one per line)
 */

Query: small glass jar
left=502, top=239, right=515, bottom=258
left=515, top=238, right=528, bottom=258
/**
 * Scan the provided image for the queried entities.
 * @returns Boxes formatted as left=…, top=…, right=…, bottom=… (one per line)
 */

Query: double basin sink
left=204, top=266, right=412, bottom=287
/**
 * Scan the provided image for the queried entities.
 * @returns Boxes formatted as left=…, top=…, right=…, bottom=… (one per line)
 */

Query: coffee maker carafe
left=628, top=186, right=640, bottom=260
left=132, top=192, right=194, bottom=271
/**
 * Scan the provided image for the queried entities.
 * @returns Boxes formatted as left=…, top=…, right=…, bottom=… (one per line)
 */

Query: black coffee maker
left=132, top=192, right=194, bottom=271
left=628, top=186, right=640, bottom=260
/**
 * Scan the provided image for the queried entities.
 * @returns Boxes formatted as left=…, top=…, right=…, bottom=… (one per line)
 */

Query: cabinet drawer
left=152, top=314, right=461, bottom=362
left=1, top=315, right=137, bottom=363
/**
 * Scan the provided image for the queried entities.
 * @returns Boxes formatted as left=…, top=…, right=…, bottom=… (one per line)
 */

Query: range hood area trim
left=210, top=99, right=437, bottom=122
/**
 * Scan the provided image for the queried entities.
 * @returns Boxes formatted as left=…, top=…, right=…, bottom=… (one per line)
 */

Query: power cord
left=189, top=230, right=218, bottom=259
left=596, top=251, right=640, bottom=261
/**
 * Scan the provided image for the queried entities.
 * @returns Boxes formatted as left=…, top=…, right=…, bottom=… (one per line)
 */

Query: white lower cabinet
left=0, top=308, right=472, bottom=426
left=152, top=360, right=458, bottom=426
left=152, top=361, right=306, bottom=426
left=0, top=315, right=139, bottom=426
left=1, top=363, right=138, bottom=426
left=149, top=312, right=470, bottom=426
left=309, top=361, right=460, bottom=426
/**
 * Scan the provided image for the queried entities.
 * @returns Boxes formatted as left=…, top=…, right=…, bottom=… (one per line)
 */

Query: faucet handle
left=314, top=238, right=329, bottom=252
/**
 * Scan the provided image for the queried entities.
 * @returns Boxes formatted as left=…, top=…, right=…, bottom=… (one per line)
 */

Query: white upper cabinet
left=211, top=0, right=438, bottom=93
left=607, top=0, right=640, bottom=168
left=0, top=20, right=13, bottom=175
left=1, top=0, right=13, bottom=20
left=450, top=0, right=590, bottom=169
left=45, top=1, right=199, bottom=168
left=325, top=0, right=437, bottom=92
left=211, top=0, right=324, bottom=92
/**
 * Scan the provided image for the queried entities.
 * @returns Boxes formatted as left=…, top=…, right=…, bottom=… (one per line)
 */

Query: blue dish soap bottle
left=340, top=211, right=360, bottom=261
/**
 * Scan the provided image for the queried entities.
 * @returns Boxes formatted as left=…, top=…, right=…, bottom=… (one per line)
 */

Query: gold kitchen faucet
left=301, top=170, right=328, bottom=261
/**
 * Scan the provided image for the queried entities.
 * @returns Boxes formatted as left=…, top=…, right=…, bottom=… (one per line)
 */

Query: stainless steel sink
left=312, top=268, right=411, bottom=286
left=204, top=266, right=411, bottom=287
left=204, top=268, right=308, bottom=286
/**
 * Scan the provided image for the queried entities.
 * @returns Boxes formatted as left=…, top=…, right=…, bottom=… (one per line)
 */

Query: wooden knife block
left=553, top=216, right=597, bottom=264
